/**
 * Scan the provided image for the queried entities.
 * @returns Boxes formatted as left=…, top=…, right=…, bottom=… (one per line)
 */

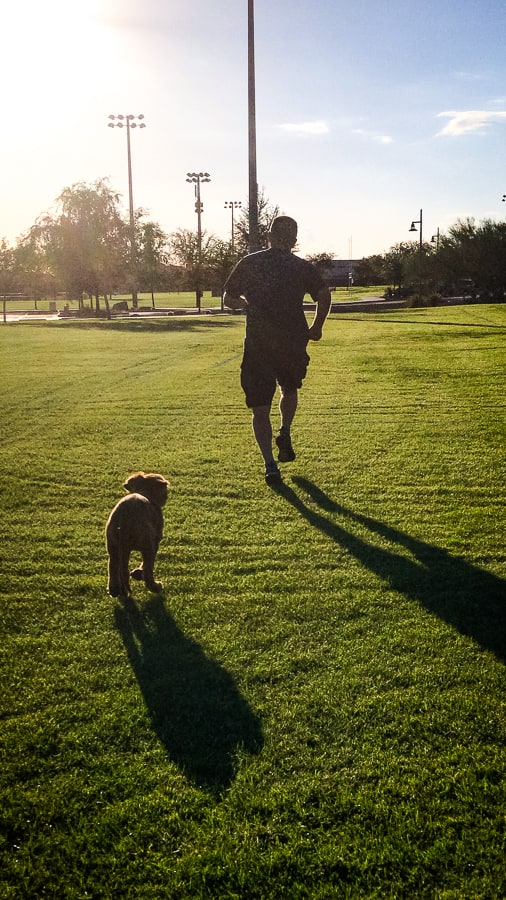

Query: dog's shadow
left=114, top=596, right=263, bottom=793
left=275, top=477, right=506, bottom=662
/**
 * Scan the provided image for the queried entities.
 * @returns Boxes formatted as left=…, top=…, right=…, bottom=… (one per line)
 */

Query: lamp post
left=248, top=0, right=259, bottom=253
left=108, top=113, right=146, bottom=308
left=430, top=227, right=440, bottom=251
left=224, top=201, right=242, bottom=251
left=409, top=209, right=423, bottom=304
left=186, top=172, right=211, bottom=310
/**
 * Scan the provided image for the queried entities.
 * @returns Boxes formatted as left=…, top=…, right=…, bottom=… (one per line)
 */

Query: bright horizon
left=1, top=0, right=505, bottom=259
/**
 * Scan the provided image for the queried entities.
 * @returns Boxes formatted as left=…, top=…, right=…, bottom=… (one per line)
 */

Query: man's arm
left=223, top=290, right=246, bottom=311
left=223, top=261, right=247, bottom=310
left=308, top=286, right=331, bottom=341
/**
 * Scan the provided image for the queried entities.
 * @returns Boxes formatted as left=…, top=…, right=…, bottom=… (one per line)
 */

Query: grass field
left=1, top=304, right=505, bottom=898
left=2, top=286, right=387, bottom=315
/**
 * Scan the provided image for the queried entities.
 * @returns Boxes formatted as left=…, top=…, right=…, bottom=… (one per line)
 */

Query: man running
left=223, top=216, right=331, bottom=485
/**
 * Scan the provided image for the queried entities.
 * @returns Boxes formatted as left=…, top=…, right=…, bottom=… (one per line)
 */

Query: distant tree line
left=0, top=180, right=280, bottom=310
left=1, top=178, right=505, bottom=308
left=351, top=219, right=506, bottom=303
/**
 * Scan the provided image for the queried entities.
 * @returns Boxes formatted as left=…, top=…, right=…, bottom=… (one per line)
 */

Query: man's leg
left=252, top=405, right=282, bottom=484
left=276, top=388, right=298, bottom=462
left=279, top=387, right=298, bottom=431
left=251, top=405, right=274, bottom=464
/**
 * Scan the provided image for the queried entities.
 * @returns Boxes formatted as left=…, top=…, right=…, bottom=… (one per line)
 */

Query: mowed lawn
left=0, top=305, right=505, bottom=899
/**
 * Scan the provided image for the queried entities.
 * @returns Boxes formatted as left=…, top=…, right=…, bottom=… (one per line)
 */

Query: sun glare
left=2, top=1, right=117, bottom=120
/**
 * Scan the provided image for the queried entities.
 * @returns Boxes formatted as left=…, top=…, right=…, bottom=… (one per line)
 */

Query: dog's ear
left=124, top=472, right=145, bottom=493
left=140, top=473, right=170, bottom=505
left=145, top=473, right=169, bottom=487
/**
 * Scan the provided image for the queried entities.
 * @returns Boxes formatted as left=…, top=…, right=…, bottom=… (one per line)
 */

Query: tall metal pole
left=196, top=179, right=202, bottom=312
left=409, top=209, right=423, bottom=304
left=125, top=120, right=137, bottom=308
left=186, top=172, right=211, bottom=311
left=108, top=113, right=145, bottom=309
left=225, top=201, right=242, bottom=251
left=248, top=0, right=259, bottom=253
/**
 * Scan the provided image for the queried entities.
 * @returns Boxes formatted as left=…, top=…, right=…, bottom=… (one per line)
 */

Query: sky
left=1, top=0, right=505, bottom=259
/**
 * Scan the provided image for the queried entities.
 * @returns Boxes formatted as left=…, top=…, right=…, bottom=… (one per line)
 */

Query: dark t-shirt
left=224, top=248, right=326, bottom=345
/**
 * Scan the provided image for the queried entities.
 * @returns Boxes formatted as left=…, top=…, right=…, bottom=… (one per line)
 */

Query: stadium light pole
left=248, top=0, right=259, bottom=253
left=186, top=172, right=211, bottom=311
left=108, top=113, right=146, bottom=308
left=409, top=209, right=423, bottom=304
left=224, top=201, right=242, bottom=251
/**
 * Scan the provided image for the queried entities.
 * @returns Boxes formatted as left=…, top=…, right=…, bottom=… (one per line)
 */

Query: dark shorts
left=241, top=337, right=310, bottom=408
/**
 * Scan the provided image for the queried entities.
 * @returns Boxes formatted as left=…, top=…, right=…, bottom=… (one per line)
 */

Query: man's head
left=268, top=216, right=298, bottom=250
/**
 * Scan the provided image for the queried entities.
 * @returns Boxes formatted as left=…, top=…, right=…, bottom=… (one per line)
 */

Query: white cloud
left=437, top=110, right=506, bottom=135
left=278, top=120, right=330, bottom=135
left=352, top=128, right=393, bottom=145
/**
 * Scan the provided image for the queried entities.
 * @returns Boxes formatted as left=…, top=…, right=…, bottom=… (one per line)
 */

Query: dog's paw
left=130, top=568, right=144, bottom=581
left=147, top=580, right=163, bottom=594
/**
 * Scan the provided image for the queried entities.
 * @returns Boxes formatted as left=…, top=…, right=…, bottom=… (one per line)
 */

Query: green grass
left=1, top=304, right=505, bottom=898
left=3, top=286, right=386, bottom=315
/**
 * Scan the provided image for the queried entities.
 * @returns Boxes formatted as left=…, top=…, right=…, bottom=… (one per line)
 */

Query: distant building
left=322, top=260, right=359, bottom=288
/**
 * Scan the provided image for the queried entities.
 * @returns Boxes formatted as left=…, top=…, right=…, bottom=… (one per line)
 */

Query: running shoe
left=276, top=427, right=296, bottom=462
left=265, top=460, right=282, bottom=485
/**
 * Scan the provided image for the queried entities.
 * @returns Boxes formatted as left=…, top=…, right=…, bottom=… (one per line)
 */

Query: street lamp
left=409, top=209, right=423, bottom=248
left=108, top=113, right=146, bottom=308
left=186, top=172, right=211, bottom=310
left=430, top=227, right=440, bottom=251
left=224, top=201, right=242, bottom=251
left=409, top=209, right=423, bottom=304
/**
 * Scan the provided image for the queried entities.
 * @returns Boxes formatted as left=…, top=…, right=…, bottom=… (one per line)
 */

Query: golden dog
left=106, top=472, right=169, bottom=598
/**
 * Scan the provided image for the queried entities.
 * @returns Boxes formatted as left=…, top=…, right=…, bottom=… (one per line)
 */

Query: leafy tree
left=207, top=239, right=238, bottom=297
left=474, top=219, right=506, bottom=297
left=12, top=238, right=58, bottom=303
left=137, top=221, right=170, bottom=305
left=305, top=252, right=335, bottom=272
left=26, top=179, right=128, bottom=310
left=167, top=228, right=238, bottom=300
left=353, top=254, right=384, bottom=286
left=438, top=218, right=506, bottom=299
left=0, top=239, right=16, bottom=297
left=382, top=242, right=418, bottom=293
left=234, top=189, right=280, bottom=256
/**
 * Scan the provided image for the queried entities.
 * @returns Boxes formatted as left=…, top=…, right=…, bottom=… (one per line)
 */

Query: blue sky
left=1, top=0, right=505, bottom=258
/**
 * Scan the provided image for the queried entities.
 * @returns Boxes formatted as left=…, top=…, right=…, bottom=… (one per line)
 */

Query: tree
left=137, top=221, right=170, bottom=305
left=438, top=218, right=506, bottom=299
left=168, top=229, right=237, bottom=299
left=25, top=178, right=128, bottom=310
left=0, top=239, right=16, bottom=297
left=234, top=189, right=280, bottom=256
left=305, top=252, right=335, bottom=272
left=12, top=239, right=57, bottom=304
left=353, top=255, right=384, bottom=286
left=382, top=242, right=418, bottom=294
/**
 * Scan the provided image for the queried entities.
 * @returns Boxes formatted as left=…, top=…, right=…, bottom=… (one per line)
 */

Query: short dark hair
left=270, top=216, right=298, bottom=242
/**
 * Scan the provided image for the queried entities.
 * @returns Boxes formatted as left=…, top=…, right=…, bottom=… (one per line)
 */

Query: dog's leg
left=116, top=543, right=132, bottom=597
left=107, top=541, right=123, bottom=597
left=140, top=548, right=163, bottom=594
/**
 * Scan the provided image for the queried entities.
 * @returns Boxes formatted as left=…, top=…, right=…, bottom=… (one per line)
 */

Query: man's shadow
left=114, top=596, right=263, bottom=793
left=275, top=477, right=506, bottom=662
